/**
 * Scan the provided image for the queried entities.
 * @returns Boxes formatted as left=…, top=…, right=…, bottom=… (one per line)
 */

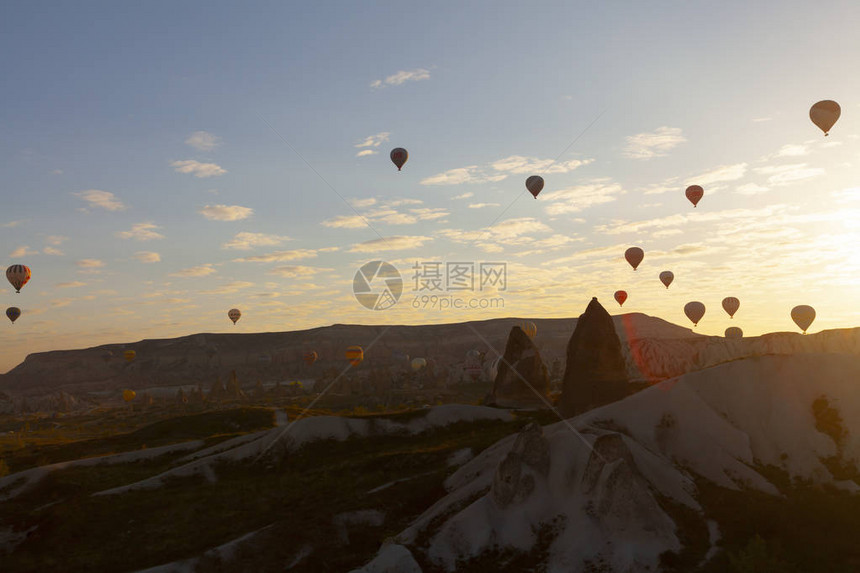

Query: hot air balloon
left=228, top=309, right=241, bottom=324
left=122, top=389, right=136, bottom=402
left=411, top=357, right=427, bottom=371
left=684, top=301, right=706, bottom=326
left=525, top=175, right=544, bottom=199
left=519, top=321, right=537, bottom=338
left=303, top=351, right=318, bottom=366
left=810, top=100, right=841, bottom=136
left=6, top=307, right=21, bottom=324
left=6, top=265, right=31, bottom=293
left=722, top=297, right=740, bottom=319
left=390, top=148, right=408, bottom=171
left=725, top=327, right=743, bottom=339
left=659, top=271, right=674, bottom=289
left=685, top=185, right=704, bottom=208
left=345, top=345, right=364, bottom=366
left=123, top=350, right=136, bottom=362
left=614, top=290, right=628, bottom=307
left=625, top=247, right=644, bottom=271
left=791, top=305, right=816, bottom=334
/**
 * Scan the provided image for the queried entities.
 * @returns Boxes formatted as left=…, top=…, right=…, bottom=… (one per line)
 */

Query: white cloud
left=322, top=214, right=368, bottom=229
left=453, top=192, right=474, bottom=200
left=1, top=220, right=24, bottom=228
left=542, top=180, right=625, bottom=215
left=76, top=259, right=105, bottom=268
left=356, top=149, right=377, bottom=157
left=267, top=266, right=331, bottom=278
left=421, top=166, right=507, bottom=186
left=185, top=131, right=221, bottom=152
left=222, top=232, right=291, bottom=250
left=468, top=203, right=501, bottom=209
left=370, top=68, right=430, bottom=89
left=171, top=160, right=227, bottom=178
left=755, top=163, right=824, bottom=186
left=233, top=249, right=319, bottom=263
left=355, top=132, right=390, bottom=148
left=199, top=204, right=253, bottom=221
left=200, top=281, right=254, bottom=295
left=43, top=247, right=64, bottom=256
left=832, top=187, right=860, bottom=203
left=56, top=281, right=86, bottom=288
left=10, top=246, right=38, bottom=257
left=116, top=223, right=165, bottom=241
left=490, top=156, right=593, bottom=175
left=623, top=127, right=686, bottom=159
left=348, top=235, right=432, bottom=252
left=73, top=190, right=126, bottom=211
left=775, top=144, right=808, bottom=157
left=134, top=251, right=161, bottom=263
left=170, top=264, right=216, bottom=277
left=690, top=163, right=748, bottom=186
left=735, top=183, right=770, bottom=195
left=350, top=198, right=378, bottom=208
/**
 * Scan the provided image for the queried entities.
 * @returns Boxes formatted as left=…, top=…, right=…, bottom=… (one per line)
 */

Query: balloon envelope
left=722, top=297, right=740, bottom=319
left=228, top=309, right=241, bottom=324
left=625, top=247, right=644, bottom=271
left=810, top=100, right=841, bottom=135
left=791, top=305, right=816, bottom=333
left=390, top=148, right=408, bottom=171
left=614, top=290, right=628, bottom=307
left=525, top=175, right=544, bottom=199
left=123, top=350, right=136, bottom=362
left=6, top=307, right=21, bottom=323
left=684, top=301, right=706, bottom=326
left=725, top=327, right=743, bottom=339
left=685, top=185, right=704, bottom=207
left=122, top=389, right=136, bottom=402
left=6, top=265, right=31, bottom=293
left=411, top=357, right=427, bottom=371
left=303, top=351, right=318, bottom=366
left=659, top=271, right=674, bottom=289
left=345, top=345, right=364, bottom=366
left=519, top=321, right=537, bottom=338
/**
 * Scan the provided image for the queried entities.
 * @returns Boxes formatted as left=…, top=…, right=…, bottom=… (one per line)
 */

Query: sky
left=1, top=1, right=859, bottom=372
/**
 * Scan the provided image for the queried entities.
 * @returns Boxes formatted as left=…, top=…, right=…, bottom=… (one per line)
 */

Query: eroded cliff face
left=559, top=298, right=629, bottom=417
left=489, top=327, right=550, bottom=408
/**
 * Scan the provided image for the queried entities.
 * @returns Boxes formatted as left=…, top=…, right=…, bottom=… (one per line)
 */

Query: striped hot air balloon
left=6, top=307, right=21, bottom=323
left=519, top=321, right=537, bottom=338
left=345, top=345, right=364, bottom=366
left=6, top=265, right=31, bottom=293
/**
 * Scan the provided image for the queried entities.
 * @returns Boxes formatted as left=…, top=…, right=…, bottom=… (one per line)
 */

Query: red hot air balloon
left=625, top=247, right=644, bottom=271
left=684, top=301, right=706, bottom=326
left=659, top=271, right=674, bottom=289
left=810, top=100, right=841, bottom=136
left=685, top=185, right=704, bottom=208
left=525, top=175, right=544, bottom=199
left=390, top=148, right=408, bottom=171
left=6, top=265, right=31, bottom=293
left=722, top=297, right=740, bottom=319
left=614, top=290, right=628, bottom=307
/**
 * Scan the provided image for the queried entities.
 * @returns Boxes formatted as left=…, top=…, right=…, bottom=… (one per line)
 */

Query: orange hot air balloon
left=228, top=309, right=241, bottom=324
left=725, top=327, right=743, bottom=339
left=810, top=100, right=840, bottom=136
left=123, top=350, right=136, bottom=362
left=791, top=305, right=816, bottom=334
left=303, top=350, right=318, bottom=366
left=390, top=148, right=408, bottom=171
left=625, top=247, right=644, bottom=271
left=525, top=175, right=544, bottom=199
left=659, top=271, right=674, bottom=289
left=684, top=301, right=706, bottom=326
left=614, top=290, right=628, bottom=307
left=722, top=297, right=740, bottom=319
left=6, top=265, right=31, bottom=293
left=122, top=389, right=136, bottom=402
left=345, top=345, right=364, bottom=366
left=685, top=185, right=704, bottom=208
left=519, top=320, right=537, bottom=338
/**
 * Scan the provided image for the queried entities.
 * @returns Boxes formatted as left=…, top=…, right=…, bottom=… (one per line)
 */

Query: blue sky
left=1, top=1, right=859, bottom=371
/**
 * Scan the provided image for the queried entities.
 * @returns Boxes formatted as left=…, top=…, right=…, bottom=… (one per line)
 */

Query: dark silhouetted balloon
left=684, top=301, right=706, bottom=326
left=525, top=175, right=544, bottom=199
left=722, top=297, right=740, bottom=319
left=725, top=327, right=743, bottom=339
left=614, top=290, right=628, bottom=307
left=810, top=100, right=841, bottom=136
left=6, top=265, right=31, bottom=293
left=659, top=271, right=674, bottom=289
left=625, top=247, right=644, bottom=271
left=390, top=148, right=408, bottom=171
left=685, top=185, right=704, bottom=208
left=6, top=307, right=21, bottom=323
left=791, top=305, right=816, bottom=334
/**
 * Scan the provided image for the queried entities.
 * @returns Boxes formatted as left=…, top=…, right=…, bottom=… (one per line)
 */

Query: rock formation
left=559, top=297, right=629, bottom=417
left=489, top=326, right=549, bottom=408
